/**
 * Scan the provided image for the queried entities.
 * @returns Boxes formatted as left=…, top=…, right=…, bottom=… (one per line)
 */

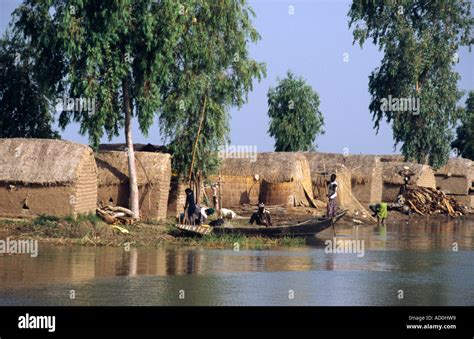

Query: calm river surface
left=1, top=218, right=473, bottom=306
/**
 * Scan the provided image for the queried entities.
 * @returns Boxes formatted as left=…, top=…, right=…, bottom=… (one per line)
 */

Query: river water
left=0, top=218, right=473, bottom=306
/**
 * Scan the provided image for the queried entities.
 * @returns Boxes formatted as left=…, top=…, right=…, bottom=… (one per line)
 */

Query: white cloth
left=328, top=180, right=338, bottom=200
left=200, top=207, right=208, bottom=219
left=220, top=208, right=236, bottom=219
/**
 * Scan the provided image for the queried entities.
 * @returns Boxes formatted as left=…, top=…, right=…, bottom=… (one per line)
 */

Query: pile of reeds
left=404, top=187, right=466, bottom=217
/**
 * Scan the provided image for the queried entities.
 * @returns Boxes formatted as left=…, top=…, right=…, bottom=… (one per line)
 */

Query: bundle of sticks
left=404, top=187, right=466, bottom=217
left=97, top=204, right=135, bottom=224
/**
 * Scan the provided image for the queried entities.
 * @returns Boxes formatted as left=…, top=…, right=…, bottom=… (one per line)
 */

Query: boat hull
left=174, top=211, right=346, bottom=237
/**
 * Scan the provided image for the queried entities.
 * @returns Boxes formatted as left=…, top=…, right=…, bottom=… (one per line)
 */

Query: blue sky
left=1, top=0, right=472, bottom=154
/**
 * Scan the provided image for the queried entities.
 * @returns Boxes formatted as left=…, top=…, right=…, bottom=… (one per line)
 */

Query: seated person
left=249, top=203, right=272, bottom=227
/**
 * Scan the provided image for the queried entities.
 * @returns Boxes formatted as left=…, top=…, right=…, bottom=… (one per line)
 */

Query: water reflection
left=0, top=218, right=473, bottom=306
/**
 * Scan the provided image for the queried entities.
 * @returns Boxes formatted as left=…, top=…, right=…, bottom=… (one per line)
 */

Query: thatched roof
left=96, top=151, right=171, bottom=186
left=219, top=152, right=310, bottom=183
left=435, top=158, right=473, bottom=178
left=382, top=162, right=433, bottom=185
left=0, top=138, right=94, bottom=185
left=99, top=143, right=170, bottom=154
left=303, top=152, right=382, bottom=184
left=378, top=154, right=405, bottom=163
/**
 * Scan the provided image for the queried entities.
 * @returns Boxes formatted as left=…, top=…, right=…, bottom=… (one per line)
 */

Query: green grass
left=33, top=214, right=60, bottom=227
left=0, top=215, right=308, bottom=249
left=63, top=213, right=101, bottom=226
left=175, top=232, right=306, bottom=249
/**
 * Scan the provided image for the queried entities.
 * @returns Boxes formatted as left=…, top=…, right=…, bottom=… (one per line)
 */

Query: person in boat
left=183, top=188, right=197, bottom=223
left=249, top=203, right=273, bottom=227
left=326, top=174, right=338, bottom=218
left=369, top=203, right=388, bottom=225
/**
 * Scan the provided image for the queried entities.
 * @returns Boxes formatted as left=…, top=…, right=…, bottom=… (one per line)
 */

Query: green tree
left=349, top=0, right=473, bottom=168
left=159, top=1, right=266, bottom=183
left=452, top=91, right=474, bottom=160
left=0, top=30, right=59, bottom=139
left=13, top=0, right=186, bottom=219
left=267, top=71, right=324, bottom=152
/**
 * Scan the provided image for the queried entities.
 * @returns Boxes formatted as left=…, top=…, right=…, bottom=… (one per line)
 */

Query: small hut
left=215, top=152, right=314, bottom=208
left=95, top=151, right=171, bottom=221
left=303, top=153, right=375, bottom=217
left=435, top=158, right=473, bottom=195
left=382, top=162, right=436, bottom=202
left=0, top=138, right=97, bottom=217
left=303, top=153, right=383, bottom=205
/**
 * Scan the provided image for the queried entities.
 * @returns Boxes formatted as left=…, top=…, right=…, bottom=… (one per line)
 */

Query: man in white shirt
left=327, top=174, right=338, bottom=218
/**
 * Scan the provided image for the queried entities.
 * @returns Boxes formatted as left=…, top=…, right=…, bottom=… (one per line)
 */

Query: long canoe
left=174, top=210, right=346, bottom=237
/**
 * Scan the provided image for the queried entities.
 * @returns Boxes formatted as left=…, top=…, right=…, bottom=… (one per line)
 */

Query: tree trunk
left=123, top=77, right=140, bottom=220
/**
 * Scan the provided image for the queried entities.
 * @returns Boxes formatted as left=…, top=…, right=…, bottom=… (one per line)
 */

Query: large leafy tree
left=452, top=91, right=474, bottom=160
left=0, top=30, right=59, bottom=139
left=159, top=1, right=266, bottom=183
left=349, top=0, right=473, bottom=168
left=13, top=0, right=186, bottom=219
left=267, top=71, right=324, bottom=152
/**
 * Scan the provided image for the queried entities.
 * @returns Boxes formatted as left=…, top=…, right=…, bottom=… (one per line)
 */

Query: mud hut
left=303, top=153, right=383, bottom=205
left=382, top=162, right=436, bottom=202
left=303, top=158, right=352, bottom=204
left=215, top=152, right=314, bottom=208
left=0, top=138, right=97, bottom=217
left=303, top=153, right=375, bottom=218
left=95, top=151, right=171, bottom=221
left=167, top=178, right=188, bottom=218
left=435, top=158, right=473, bottom=195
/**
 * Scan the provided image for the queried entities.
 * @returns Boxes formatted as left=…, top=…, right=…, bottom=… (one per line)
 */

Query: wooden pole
left=188, top=93, right=208, bottom=187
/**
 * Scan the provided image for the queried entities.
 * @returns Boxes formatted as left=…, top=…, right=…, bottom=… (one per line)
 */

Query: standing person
left=211, top=183, right=219, bottom=210
left=184, top=188, right=196, bottom=224
left=249, top=203, right=273, bottom=227
left=326, top=174, right=338, bottom=218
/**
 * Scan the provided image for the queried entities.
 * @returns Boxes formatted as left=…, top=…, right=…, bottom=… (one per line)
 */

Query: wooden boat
left=174, top=210, right=346, bottom=237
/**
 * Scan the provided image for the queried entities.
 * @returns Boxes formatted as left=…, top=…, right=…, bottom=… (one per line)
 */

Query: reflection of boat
left=174, top=211, right=346, bottom=237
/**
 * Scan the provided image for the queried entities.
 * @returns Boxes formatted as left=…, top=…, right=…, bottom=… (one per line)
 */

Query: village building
left=382, top=162, right=436, bottom=202
left=211, top=152, right=315, bottom=209
left=435, top=158, right=473, bottom=208
left=302, top=153, right=383, bottom=205
left=95, top=150, right=172, bottom=221
left=0, top=138, right=97, bottom=217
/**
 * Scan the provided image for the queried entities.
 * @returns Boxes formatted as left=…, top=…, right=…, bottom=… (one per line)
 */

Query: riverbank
left=0, top=214, right=307, bottom=249
left=0, top=205, right=471, bottom=249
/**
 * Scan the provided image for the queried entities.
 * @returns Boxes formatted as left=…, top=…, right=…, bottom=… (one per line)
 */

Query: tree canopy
left=12, top=0, right=194, bottom=218
left=13, top=0, right=186, bottom=148
left=158, top=1, right=266, bottom=180
left=0, top=29, right=59, bottom=139
left=452, top=91, right=474, bottom=160
left=349, top=0, right=473, bottom=168
left=267, top=71, right=324, bottom=152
